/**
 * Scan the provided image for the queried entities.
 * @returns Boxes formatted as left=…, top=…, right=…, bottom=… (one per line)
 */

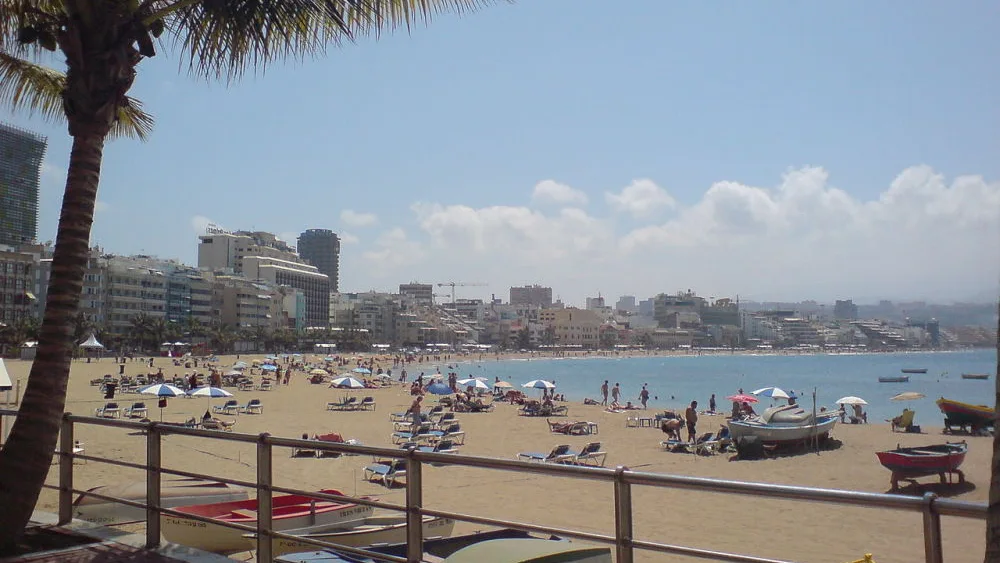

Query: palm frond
left=158, top=0, right=505, bottom=82
left=0, top=51, right=154, bottom=140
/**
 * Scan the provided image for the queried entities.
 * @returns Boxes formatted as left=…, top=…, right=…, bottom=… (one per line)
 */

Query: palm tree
left=0, top=0, right=502, bottom=550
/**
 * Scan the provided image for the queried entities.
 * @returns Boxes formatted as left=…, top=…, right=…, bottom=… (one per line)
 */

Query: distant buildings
left=399, top=283, right=434, bottom=307
left=0, top=123, right=47, bottom=248
left=615, top=295, right=637, bottom=314
left=510, top=285, right=553, bottom=308
left=297, top=229, right=340, bottom=292
left=834, top=299, right=858, bottom=320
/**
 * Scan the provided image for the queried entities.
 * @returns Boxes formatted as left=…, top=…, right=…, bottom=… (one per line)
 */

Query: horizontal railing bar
left=632, top=539, right=800, bottom=563
left=267, top=435, right=407, bottom=458
left=934, top=497, right=988, bottom=519
left=256, top=528, right=408, bottom=563
left=267, top=484, right=407, bottom=513
left=158, top=465, right=260, bottom=490
left=418, top=507, right=615, bottom=545
left=59, top=452, right=151, bottom=472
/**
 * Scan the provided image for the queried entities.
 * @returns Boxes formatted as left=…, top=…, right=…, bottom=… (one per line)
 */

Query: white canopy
left=79, top=334, right=104, bottom=349
left=0, top=358, right=12, bottom=391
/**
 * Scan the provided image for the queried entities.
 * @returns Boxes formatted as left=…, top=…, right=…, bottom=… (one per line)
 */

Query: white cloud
left=392, top=166, right=998, bottom=303
left=362, top=228, right=425, bottom=273
left=531, top=180, right=589, bottom=206
left=340, top=233, right=359, bottom=245
left=605, top=179, right=676, bottom=218
left=190, top=215, right=214, bottom=234
left=341, top=210, right=378, bottom=227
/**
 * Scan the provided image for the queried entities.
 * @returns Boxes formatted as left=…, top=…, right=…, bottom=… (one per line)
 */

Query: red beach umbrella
left=725, top=394, right=759, bottom=404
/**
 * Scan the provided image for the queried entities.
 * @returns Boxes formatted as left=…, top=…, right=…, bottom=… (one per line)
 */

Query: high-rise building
left=0, top=123, right=47, bottom=248
left=509, top=285, right=552, bottom=307
left=297, top=229, right=340, bottom=291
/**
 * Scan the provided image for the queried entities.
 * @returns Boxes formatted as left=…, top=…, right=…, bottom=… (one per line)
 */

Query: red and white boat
left=161, top=489, right=374, bottom=554
left=875, top=442, right=967, bottom=491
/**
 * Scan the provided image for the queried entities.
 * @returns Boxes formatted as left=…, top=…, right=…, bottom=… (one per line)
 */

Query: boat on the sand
left=161, top=489, right=375, bottom=554
left=876, top=442, right=967, bottom=491
left=936, top=398, right=995, bottom=434
left=727, top=405, right=838, bottom=445
left=879, top=376, right=909, bottom=383
left=73, top=478, right=248, bottom=525
left=254, top=513, right=455, bottom=556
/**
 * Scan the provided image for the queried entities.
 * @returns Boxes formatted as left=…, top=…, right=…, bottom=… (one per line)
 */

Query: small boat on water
left=961, top=373, right=990, bottom=380
left=876, top=442, right=967, bottom=491
left=73, top=478, right=249, bottom=525
left=260, top=513, right=456, bottom=557
left=879, top=376, right=909, bottom=383
left=901, top=368, right=928, bottom=374
left=161, top=489, right=375, bottom=554
left=936, top=398, right=995, bottom=434
left=727, top=405, right=839, bottom=445
left=274, top=528, right=612, bottom=563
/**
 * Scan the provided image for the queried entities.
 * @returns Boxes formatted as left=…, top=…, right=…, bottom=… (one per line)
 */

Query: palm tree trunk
left=987, top=300, right=1000, bottom=562
left=0, top=131, right=106, bottom=552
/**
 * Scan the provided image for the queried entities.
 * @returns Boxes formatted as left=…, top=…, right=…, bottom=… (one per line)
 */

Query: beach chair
left=432, top=412, right=457, bottom=428
left=517, top=444, right=571, bottom=463
left=694, top=432, right=720, bottom=456
left=326, top=397, right=357, bottom=411
left=661, top=433, right=713, bottom=454
left=95, top=402, right=121, bottom=418
left=239, top=398, right=263, bottom=414
left=363, top=459, right=407, bottom=487
left=291, top=434, right=317, bottom=457
left=213, top=399, right=240, bottom=415
left=315, top=433, right=346, bottom=458
left=124, top=402, right=148, bottom=418
left=237, top=380, right=254, bottom=392
left=201, top=418, right=236, bottom=432
left=889, top=409, right=916, bottom=433
left=564, top=442, right=607, bottom=466
left=391, top=423, right=433, bottom=445
left=357, top=396, right=376, bottom=411
left=428, top=423, right=465, bottom=445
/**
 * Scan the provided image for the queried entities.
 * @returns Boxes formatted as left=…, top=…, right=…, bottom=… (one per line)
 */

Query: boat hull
left=876, top=443, right=967, bottom=478
left=73, top=479, right=248, bottom=526
left=936, top=398, right=994, bottom=427
left=901, top=369, right=927, bottom=374
left=961, top=374, right=989, bottom=380
left=727, top=416, right=838, bottom=444
left=271, top=514, right=455, bottom=556
left=161, top=490, right=374, bottom=554
left=879, top=376, right=909, bottom=383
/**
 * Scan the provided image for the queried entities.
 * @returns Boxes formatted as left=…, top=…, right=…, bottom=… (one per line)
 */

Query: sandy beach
left=1, top=353, right=989, bottom=563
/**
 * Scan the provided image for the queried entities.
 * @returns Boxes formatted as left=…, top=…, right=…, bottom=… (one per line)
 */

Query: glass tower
left=0, top=123, right=47, bottom=247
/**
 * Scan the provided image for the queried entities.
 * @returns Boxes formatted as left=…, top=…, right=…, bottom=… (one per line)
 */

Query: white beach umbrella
left=890, top=392, right=925, bottom=402
left=751, top=387, right=790, bottom=399
left=187, top=385, right=233, bottom=413
left=493, top=381, right=513, bottom=389
left=458, top=378, right=490, bottom=391
left=139, top=383, right=186, bottom=421
left=835, top=396, right=868, bottom=405
left=522, top=379, right=556, bottom=390
left=330, top=376, right=365, bottom=389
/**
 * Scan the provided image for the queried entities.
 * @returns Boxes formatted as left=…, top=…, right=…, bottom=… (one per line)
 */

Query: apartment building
left=0, top=247, right=37, bottom=325
left=509, top=285, right=552, bottom=307
left=540, top=307, right=603, bottom=348
left=242, top=255, right=329, bottom=328
left=399, top=283, right=434, bottom=307
left=103, top=257, right=168, bottom=334
left=330, top=292, right=399, bottom=343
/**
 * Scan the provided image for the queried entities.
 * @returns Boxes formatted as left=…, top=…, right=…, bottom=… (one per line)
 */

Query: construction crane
left=437, top=281, right=487, bottom=305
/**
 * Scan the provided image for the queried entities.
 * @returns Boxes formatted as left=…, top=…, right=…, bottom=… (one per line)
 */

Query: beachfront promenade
left=0, top=354, right=992, bottom=562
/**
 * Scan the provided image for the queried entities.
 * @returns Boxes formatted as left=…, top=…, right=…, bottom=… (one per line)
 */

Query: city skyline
left=4, top=2, right=997, bottom=305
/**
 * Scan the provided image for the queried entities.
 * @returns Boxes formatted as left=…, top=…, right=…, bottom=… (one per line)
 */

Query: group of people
left=596, top=380, right=654, bottom=410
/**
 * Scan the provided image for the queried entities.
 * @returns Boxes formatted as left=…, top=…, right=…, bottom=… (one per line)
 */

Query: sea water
left=449, top=349, right=996, bottom=424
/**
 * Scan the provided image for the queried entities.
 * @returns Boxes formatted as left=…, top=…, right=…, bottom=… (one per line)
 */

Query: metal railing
left=0, top=409, right=987, bottom=563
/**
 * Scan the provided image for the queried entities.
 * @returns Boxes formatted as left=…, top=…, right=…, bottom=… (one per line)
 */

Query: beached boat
left=936, top=397, right=995, bottom=434
left=73, top=478, right=248, bottom=526
left=161, top=489, right=375, bottom=554
left=901, top=368, right=928, bottom=374
left=727, top=405, right=838, bottom=445
left=961, top=373, right=990, bottom=380
left=263, top=513, right=455, bottom=556
left=878, top=376, right=909, bottom=383
left=274, top=528, right=611, bottom=563
left=876, top=442, right=967, bottom=491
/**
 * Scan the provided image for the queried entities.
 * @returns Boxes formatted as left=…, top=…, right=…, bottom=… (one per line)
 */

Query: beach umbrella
left=891, top=392, right=925, bottom=402
left=372, top=373, right=392, bottom=380
left=139, top=383, right=186, bottom=421
left=426, top=382, right=453, bottom=395
left=310, top=368, right=329, bottom=376
left=458, top=378, right=490, bottom=391
left=352, top=367, right=372, bottom=374
left=752, top=387, right=790, bottom=399
left=725, top=394, right=758, bottom=404
left=224, top=370, right=242, bottom=377
left=835, top=396, right=868, bottom=406
left=233, top=361, right=247, bottom=369
left=522, top=379, right=556, bottom=390
left=493, top=381, right=513, bottom=389
left=261, top=364, right=278, bottom=372
left=330, top=376, right=365, bottom=389
left=188, top=386, right=233, bottom=412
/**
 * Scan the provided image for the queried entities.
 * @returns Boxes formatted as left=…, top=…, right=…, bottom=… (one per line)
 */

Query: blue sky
left=7, top=1, right=999, bottom=305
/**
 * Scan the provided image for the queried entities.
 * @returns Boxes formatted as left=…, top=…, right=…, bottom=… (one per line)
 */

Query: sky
left=6, top=1, right=999, bottom=307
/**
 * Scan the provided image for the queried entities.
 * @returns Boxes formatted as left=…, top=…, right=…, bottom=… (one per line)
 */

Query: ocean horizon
left=445, top=349, right=996, bottom=424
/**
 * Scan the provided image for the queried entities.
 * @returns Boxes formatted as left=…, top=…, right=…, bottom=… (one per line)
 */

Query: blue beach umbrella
left=140, top=383, right=185, bottom=421
left=751, top=387, right=790, bottom=400
left=188, top=385, right=233, bottom=413
left=261, top=364, right=278, bottom=372
left=426, top=382, right=453, bottom=395
left=352, top=367, right=372, bottom=375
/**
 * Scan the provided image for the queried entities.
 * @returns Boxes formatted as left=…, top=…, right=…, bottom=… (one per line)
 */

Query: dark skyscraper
left=297, top=229, right=340, bottom=292
left=0, top=123, right=47, bottom=247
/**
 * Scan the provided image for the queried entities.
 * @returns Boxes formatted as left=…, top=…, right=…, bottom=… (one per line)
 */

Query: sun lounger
left=212, top=399, right=240, bottom=415
left=426, top=423, right=465, bottom=445
left=291, top=434, right=317, bottom=458
left=327, top=397, right=357, bottom=411
left=201, top=418, right=236, bottom=431
left=391, top=424, right=433, bottom=445
left=95, top=402, right=121, bottom=418
left=239, top=398, right=263, bottom=414
left=565, top=442, right=607, bottom=466
left=517, top=444, right=571, bottom=463
left=357, top=396, right=376, bottom=411
left=889, top=409, right=916, bottom=433
left=124, top=402, right=148, bottom=418
left=363, top=459, right=407, bottom=487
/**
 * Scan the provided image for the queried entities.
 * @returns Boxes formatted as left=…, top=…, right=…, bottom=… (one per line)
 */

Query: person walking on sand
left=611, top=383, right=621, bottom=404
left=601, top=380, right=609, bottom=406
left=709, top=394, right=716, bottom=413
left=639, top=384, right=650, bottom=409
left=685, top=401, right=698, bottom=442
left=407, top=395, right=423, bottom=429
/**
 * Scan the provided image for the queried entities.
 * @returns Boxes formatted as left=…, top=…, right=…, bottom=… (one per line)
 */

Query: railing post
left=922, top=492, right=943, bottom=563
left=58, top=413, right=74, bottom=525
left=256, top=433, right=273, bottom=563
left=145, top=422, right=161, bottom=548
left=613, top=466, right=633, bottom=563
left=405, top=449, right=423, bottom=563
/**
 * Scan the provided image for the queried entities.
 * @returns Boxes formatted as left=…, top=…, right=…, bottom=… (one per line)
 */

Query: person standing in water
left=601, top=380, right=609, bottom=406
